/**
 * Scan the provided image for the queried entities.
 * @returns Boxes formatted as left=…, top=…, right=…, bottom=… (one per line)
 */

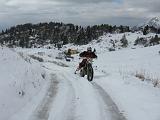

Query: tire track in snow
left=38, top=64, right=76, bottom=120
left=64, top=80, right=76, bottom=120
left=51, top=73, right=76, bottom=120
left=68, top=73, right=111, bottom=120
left=30, top=74, right=59, bottom=120
left=92, top=82, right=127, bottom=120
left=64, top=79, right=76, bottom=120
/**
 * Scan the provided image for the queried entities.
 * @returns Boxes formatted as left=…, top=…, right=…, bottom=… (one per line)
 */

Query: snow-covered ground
left=0, top=32, right=160, bottom=120
left=0, top=46, right=46, bottom=120
left=94, top=45, right=160, bottom=120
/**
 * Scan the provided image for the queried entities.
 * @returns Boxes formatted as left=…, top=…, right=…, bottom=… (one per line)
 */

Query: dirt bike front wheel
left=87, top=64, right=94, bottom=81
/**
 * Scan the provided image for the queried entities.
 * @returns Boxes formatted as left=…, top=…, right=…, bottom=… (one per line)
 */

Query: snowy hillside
left=144, top=17, right=160, bottom=28
left=135, top=17, right=160, bottom=29
left=64, top=32, right=159, bottom=53
left=94, top=45, right=160, bottom=120
left=0, top=46, right=46, bottom=120
left=0, top=31, right=160, bottom=120
left=133, top=17, right=160, bottom=31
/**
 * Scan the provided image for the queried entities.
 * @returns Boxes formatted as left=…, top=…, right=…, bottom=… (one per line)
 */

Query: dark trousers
left=79, top=59, right=87, bottom=69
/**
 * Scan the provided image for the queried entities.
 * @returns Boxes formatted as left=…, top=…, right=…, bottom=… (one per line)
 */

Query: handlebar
left=79, top=57, right=94, bottom=59
left=79, top=57, right=93, bottom=63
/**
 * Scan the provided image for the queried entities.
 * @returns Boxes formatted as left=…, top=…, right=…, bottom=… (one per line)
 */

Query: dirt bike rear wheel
left=80, top=68, right=85, bottom=77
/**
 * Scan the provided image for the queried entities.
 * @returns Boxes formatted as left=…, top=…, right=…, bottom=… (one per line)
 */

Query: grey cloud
left=0, top=0, right=160, bottom=31
left=146, top=3, right=160, bottom=13
left=124, top=0, right=160, bottom=14
left=104, top=16, right=145, bottom=26
left=47, top=0, right=112, bottom=4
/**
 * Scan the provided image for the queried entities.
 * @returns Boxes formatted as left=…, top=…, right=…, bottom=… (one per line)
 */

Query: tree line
left=0, top=22, right=130, bottom=48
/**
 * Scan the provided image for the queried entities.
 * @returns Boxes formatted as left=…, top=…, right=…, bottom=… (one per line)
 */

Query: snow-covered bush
left=149, top=34, right=160, bottom=45
left=135, top=70, right=160, bottom=87
left=134, top=37, right=147, bottom=46
left=29, top=55, right=44, bottom=62
left=108, top=47, right=115, bottom=52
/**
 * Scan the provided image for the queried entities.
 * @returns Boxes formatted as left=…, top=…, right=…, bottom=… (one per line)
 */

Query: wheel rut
left=92, top=82, right=127, bottom=120
left=30, top=74, right=59, bottom=120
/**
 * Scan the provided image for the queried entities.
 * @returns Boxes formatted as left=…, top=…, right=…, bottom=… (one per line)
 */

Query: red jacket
left=79, top=51, right=97, bottom=58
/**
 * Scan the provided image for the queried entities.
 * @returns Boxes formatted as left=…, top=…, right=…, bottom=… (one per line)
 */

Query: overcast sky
left=0, top=0, right=160, bottom=30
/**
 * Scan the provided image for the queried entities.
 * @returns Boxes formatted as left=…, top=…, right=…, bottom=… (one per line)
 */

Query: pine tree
left=19, top=39, right=25, bottom=48
left=158, top=28, right=160, bottom=34
left=143, top=25, right=149, bottom=35
left=150, top=34, right=160, bottom=45
left=120, top=34, right=128, bottom=47
left=119, top=25, right=124, bottom=33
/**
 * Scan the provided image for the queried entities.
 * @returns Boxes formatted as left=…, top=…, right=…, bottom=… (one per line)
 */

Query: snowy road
left=30, top=74, right=59, bottom=120
left=32, top=60, right=127, bottom=120
left=30, top=71, right=76, bottom=120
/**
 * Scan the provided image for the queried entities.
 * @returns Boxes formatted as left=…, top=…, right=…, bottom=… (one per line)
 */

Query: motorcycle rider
left=75, top=47, right=97, bottom=73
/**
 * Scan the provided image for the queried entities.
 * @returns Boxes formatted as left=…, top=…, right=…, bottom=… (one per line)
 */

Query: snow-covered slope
left=133, top=17, right=160, bottom=30
left=0, top=46, right=46, bottom=120
left=63, top=32, right=159, bottom=54
left=0, top=31, right=160, bottom=120
left=94, top=45, right=160, bottom=120
left=144, top=17, right=160, bottom=28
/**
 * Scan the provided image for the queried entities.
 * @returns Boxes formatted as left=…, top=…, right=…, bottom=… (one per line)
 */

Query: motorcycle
left=79, top=58, right=94, bottom=81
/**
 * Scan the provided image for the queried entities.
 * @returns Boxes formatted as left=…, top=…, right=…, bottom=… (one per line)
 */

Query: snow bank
left=0, top=46, right=45, bottom=120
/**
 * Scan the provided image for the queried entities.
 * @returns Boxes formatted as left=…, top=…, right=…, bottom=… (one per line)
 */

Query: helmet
left=87, top=47, right=92, bottom=51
